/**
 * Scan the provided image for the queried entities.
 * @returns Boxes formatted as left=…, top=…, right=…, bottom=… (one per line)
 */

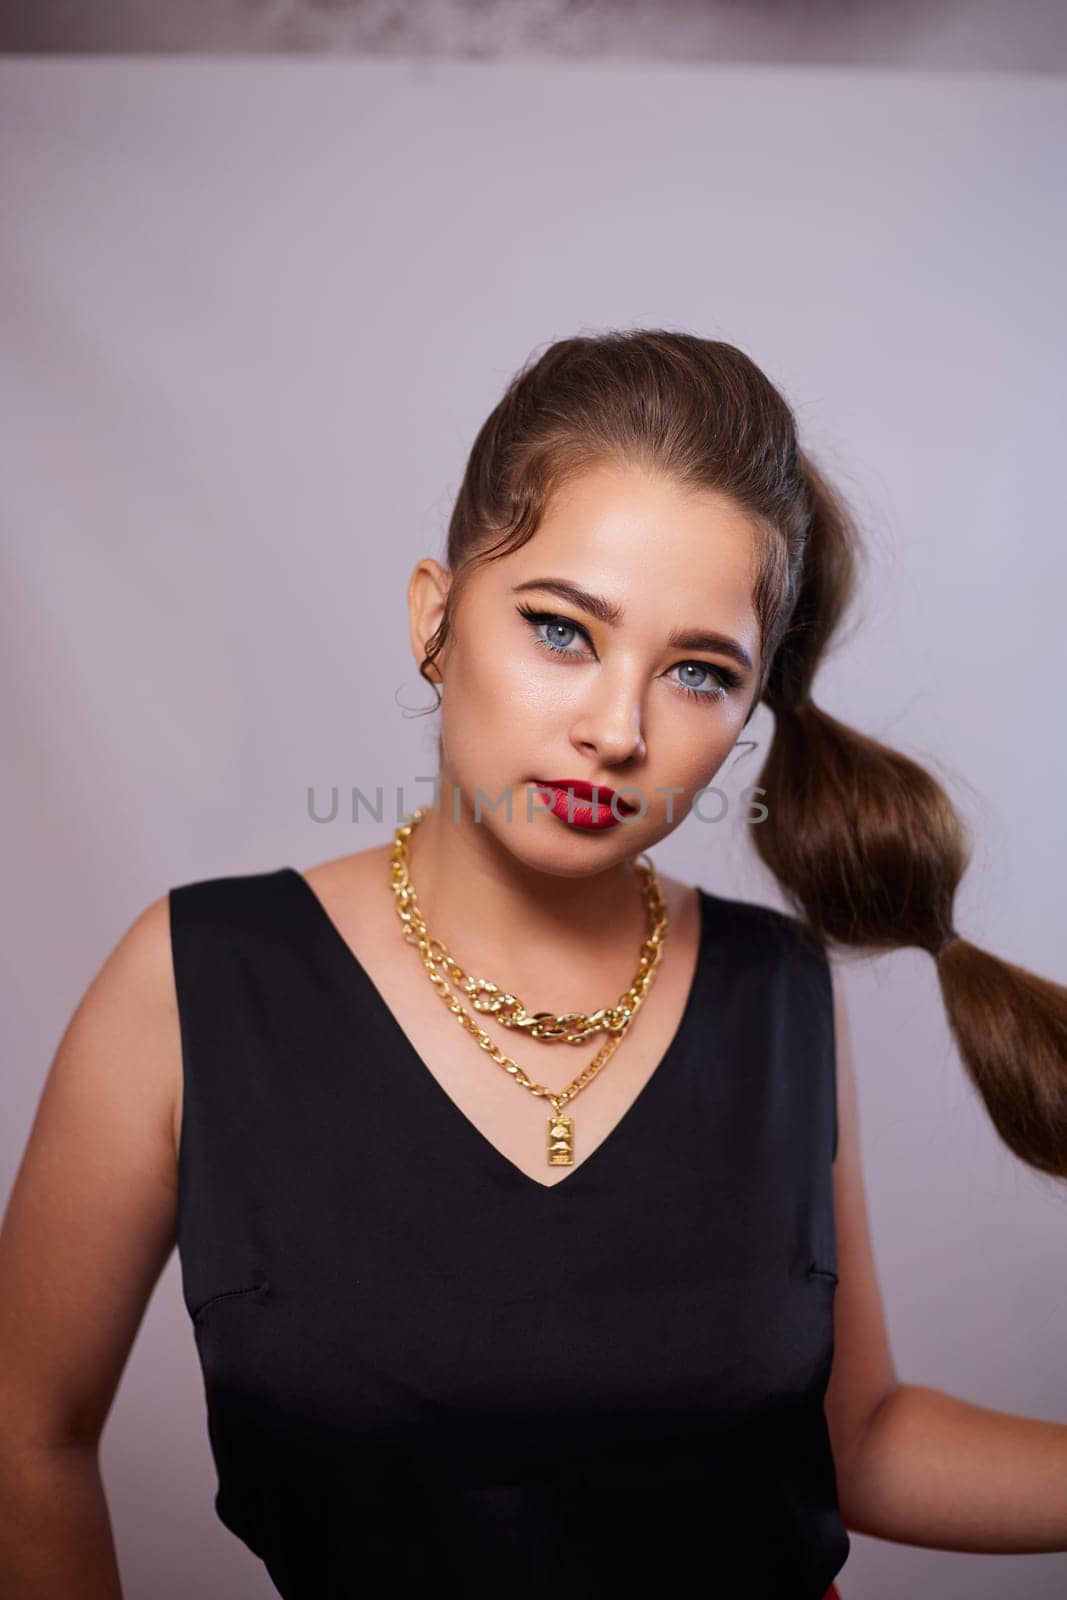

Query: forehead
left=502, top=461, right=760, bottom=617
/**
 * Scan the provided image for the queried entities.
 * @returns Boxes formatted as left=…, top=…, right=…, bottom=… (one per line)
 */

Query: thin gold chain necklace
left=388, top=807, right=670, bottom=1167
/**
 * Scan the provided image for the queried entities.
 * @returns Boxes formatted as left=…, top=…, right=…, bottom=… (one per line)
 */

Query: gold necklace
left=388, top=807, right=669, bottom=1167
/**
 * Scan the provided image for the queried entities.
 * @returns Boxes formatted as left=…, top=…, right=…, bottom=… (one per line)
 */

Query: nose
left=570, top=676, right=647, bottom=765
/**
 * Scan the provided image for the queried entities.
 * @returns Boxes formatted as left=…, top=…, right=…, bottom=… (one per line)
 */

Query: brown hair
left=415, top=328, right=1067, bottom=1181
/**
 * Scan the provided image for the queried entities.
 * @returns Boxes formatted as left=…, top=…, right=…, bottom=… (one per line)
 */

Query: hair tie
left=934, top=928, right=961, bottom=956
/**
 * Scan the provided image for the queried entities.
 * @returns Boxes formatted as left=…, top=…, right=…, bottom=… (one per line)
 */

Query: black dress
left=169, top=865, right=849, bottom=1598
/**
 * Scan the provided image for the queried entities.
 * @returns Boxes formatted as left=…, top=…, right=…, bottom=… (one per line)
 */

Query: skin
left=1, top=461, right=1062, bottom=1592
left=401, top=460, right=764, bottom=982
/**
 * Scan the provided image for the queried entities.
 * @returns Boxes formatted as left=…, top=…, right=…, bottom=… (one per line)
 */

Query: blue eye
left=515, top=604, right=741, bottom=705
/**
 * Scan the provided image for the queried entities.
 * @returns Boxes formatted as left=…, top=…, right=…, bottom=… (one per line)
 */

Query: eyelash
left=515, top=604, right=743, bottom=705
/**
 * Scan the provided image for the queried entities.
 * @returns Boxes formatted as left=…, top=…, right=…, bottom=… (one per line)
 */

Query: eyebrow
left=511, top=577, right=755, bottom=675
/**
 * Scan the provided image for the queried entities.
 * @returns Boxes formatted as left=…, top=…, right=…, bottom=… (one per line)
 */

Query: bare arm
left=826, top=967, right=1067, bottom=1552
left=0, top=894, right=183, bottom=1596
left=843, top=1382, right=1067, bottom=1552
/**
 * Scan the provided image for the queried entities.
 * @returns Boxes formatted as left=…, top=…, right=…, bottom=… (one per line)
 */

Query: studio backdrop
left=1, top=49, right=1064, bottom=1599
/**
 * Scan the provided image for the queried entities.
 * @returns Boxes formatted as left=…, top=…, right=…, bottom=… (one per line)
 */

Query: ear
left=407, top=559, right=452, bottom=681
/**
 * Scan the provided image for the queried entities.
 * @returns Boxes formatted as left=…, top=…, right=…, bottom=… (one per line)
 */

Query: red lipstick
left=532, top=779, right=638, bottom=831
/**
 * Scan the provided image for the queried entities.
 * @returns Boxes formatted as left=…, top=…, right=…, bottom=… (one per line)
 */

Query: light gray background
left=2, top=52, right=1065, bottom=1599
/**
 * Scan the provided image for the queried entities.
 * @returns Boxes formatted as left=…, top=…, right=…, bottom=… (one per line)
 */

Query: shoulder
left=169, top=861, right=294, bottom=913
left=289, top=843, right=393, bottom=945
left=34, top=891, right=187, bottom=1202
left=689, top=879, right=829, bottom=972
left=299, top=843, right=391, bottom=899
left=168, top=858, right=325, bottom=951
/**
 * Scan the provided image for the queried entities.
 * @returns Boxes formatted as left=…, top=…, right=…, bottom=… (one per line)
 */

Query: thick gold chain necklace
left=388, top=807, right=670, bottom=1166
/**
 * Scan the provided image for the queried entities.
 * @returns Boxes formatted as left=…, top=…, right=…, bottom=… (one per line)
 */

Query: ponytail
left=754, top=459, right=1067, bottom=1180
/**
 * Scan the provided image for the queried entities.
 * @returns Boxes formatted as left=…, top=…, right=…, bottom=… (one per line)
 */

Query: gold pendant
left=547, top=1113, right=574, bottom=1166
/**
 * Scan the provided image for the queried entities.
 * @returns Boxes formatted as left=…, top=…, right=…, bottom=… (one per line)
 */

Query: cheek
left=658, top=717, right=744, bottom=786
left=466, top=645, right=572, bottom=725
left=437, top=654, right=537, bottom=782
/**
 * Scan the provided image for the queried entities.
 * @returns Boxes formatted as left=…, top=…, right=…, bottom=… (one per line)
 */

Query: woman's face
left=408, top=459, right=762, bottom=875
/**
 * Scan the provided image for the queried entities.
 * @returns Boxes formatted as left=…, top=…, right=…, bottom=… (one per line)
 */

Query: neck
left=398, top=798, right=655, bottom=994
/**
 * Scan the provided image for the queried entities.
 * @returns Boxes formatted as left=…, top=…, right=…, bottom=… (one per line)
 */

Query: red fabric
left=823, top=1586, right=842, bottom=1599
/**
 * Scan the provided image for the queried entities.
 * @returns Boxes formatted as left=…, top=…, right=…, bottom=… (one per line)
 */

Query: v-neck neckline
left=281, top=865, right=709, bottom=1198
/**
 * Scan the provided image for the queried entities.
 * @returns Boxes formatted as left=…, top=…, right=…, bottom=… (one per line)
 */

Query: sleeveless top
left=169, top=866, right=850, bottom=1599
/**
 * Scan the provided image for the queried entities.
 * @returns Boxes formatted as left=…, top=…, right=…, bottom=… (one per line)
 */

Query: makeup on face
left=529, top=779, right=638, bottom=832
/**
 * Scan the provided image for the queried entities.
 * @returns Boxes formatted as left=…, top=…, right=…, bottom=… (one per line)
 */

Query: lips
left=532, top=779, right=638, bottom=822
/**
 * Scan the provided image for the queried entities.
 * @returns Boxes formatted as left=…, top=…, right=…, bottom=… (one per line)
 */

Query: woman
left=1, top=331, right=1064, bottom=1598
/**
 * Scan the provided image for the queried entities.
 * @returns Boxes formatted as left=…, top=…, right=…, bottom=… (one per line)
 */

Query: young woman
left=1, top=331, right=1064, bottom=1598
